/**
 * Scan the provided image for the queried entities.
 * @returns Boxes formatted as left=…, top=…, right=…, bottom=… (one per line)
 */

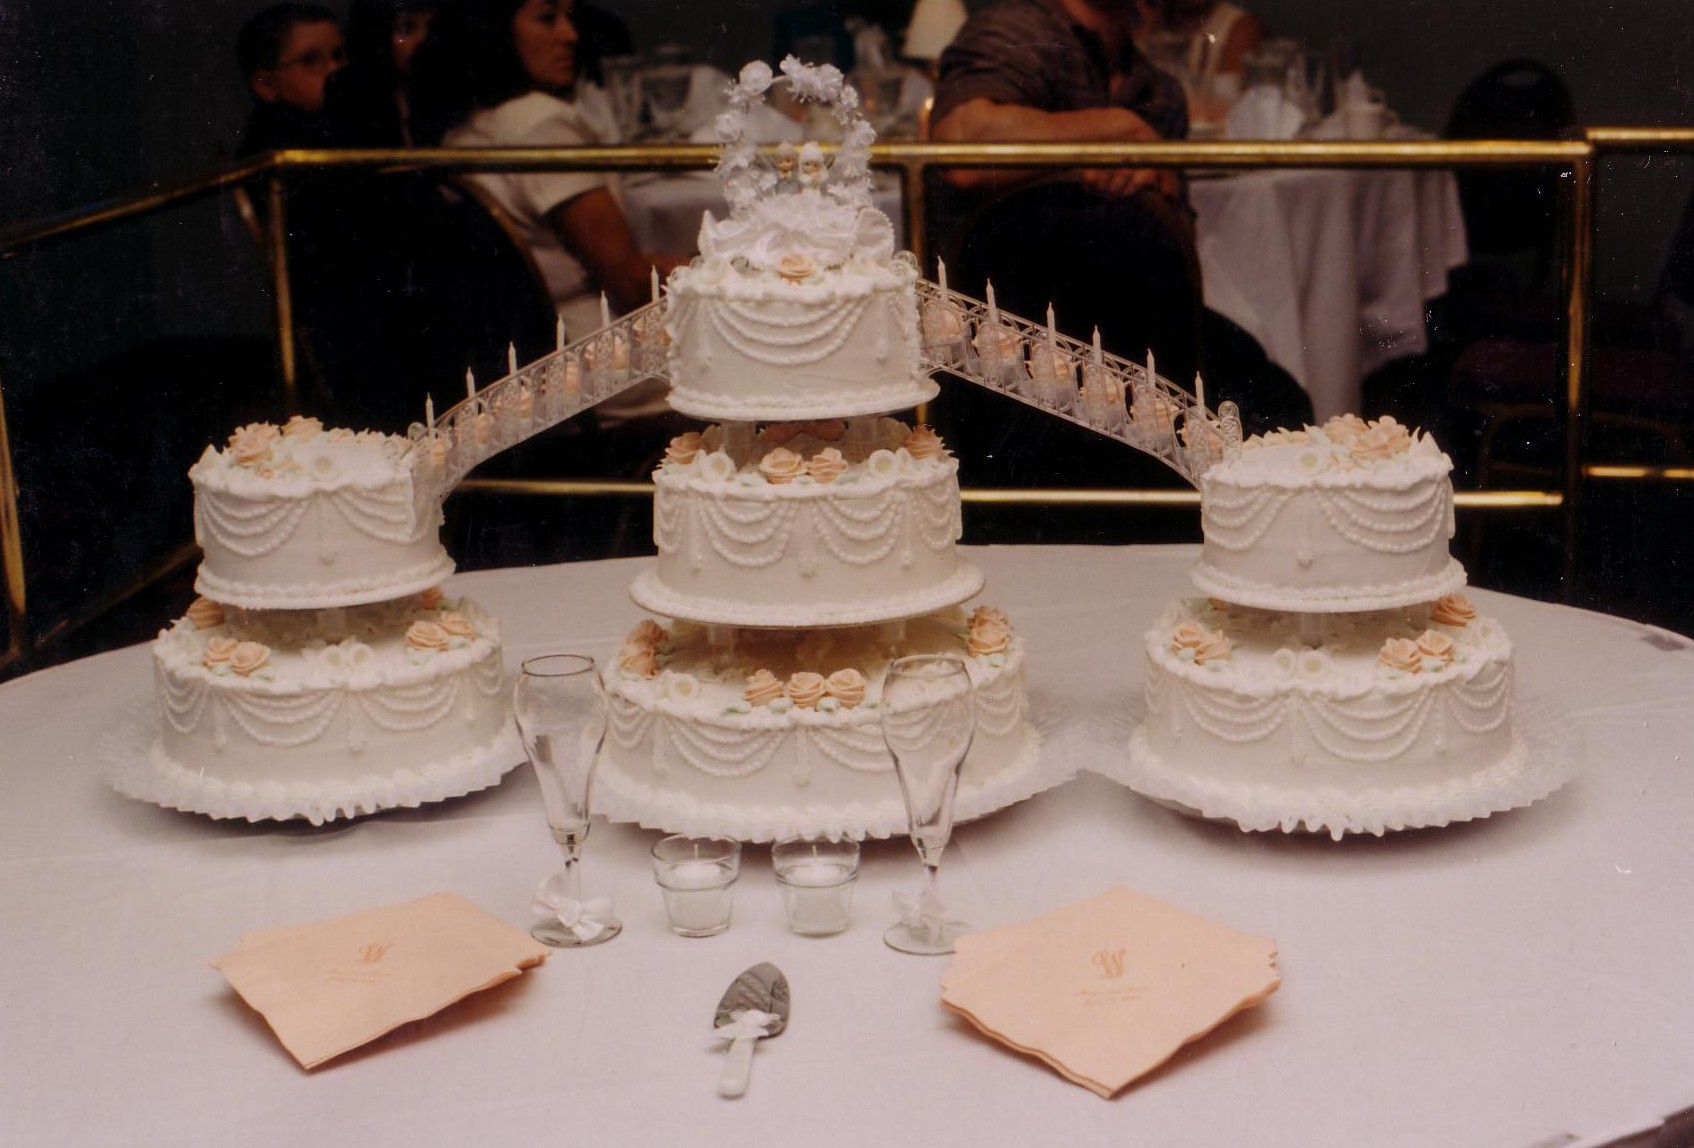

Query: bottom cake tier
left=123, top=590, right=520, bottom=824
left=1120, top=595, right=1560, bottom=838
left=595, top=608, right=1046, bottom=841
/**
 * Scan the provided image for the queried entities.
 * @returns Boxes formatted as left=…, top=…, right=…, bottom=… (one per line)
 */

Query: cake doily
left=1106, top=694, right=1578, bottom=840
left=101, top=702, right=525, bottom=826
left=592, top=696, right=1076, bottom=842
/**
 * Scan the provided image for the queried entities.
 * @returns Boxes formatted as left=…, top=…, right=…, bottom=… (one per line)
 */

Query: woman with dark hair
left=410, top=0, right=684, bottom=357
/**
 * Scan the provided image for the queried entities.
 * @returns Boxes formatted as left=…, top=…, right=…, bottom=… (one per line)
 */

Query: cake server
left=713, top=962, right=789, bottom=1098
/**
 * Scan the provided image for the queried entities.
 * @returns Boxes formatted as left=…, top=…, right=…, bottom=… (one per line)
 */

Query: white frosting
left=596, top=612, right=1041, bottom=841
left=1193, top=418, right=1462, bottom=611
left=664, top=257, right=934, bottom=421
left=1136, top=598, right=1519, bottom=802
left=150, top=594, right=511, bottom=802
left=191, top=424, right=453, bottom=610
left=636, top=421, right=981, bottom=627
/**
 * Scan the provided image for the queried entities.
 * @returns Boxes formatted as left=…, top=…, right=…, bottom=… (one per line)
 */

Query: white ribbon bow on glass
left=893, top=887, right=947, bottom=938
left=532, top=885, right=617, bottom=944
left=713, top=1009, right=780, bottom=1043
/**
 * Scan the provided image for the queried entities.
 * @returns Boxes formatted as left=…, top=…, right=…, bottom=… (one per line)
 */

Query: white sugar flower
left=698, top=451, right=737, bottom=484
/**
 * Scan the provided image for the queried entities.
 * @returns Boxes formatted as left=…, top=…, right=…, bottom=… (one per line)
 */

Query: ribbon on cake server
left=713, top=1009, right=782, bottom=1043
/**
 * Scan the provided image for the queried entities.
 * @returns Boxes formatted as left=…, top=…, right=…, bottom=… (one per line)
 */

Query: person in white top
left=411, top=0, right=688, bottom=426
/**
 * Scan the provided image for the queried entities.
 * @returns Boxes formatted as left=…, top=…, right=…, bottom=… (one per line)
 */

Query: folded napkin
left=1224, top=85, right=1307, bottom=140
left=940, top=886, right=1279, bottom=1097
left=210, top=892, right=549, bottom=1070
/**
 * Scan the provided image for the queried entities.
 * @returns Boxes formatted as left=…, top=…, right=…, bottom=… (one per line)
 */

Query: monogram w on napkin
left=210, top=892, right=549, bottom=1069
left=940, top=886, right=1279, bottom=1097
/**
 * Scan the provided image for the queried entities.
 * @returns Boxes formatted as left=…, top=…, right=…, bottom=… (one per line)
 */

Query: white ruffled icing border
left=1189, top=557, right=1467, bottom=614
left=1109, top=695, right=1576, bottom=840
left=593, top=713, right=1063, bottom=842
left=101, top=702, right=525, bottom=825
left=629, top=562, right=984, bottom=628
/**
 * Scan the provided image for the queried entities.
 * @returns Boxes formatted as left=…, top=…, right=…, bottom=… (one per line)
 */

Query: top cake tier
left=1191, top=415, right=1465, bottom=613
left=663, top=253, right=936, bottom=422
left=662, top=61, right=935, bottom=423
left=191, top=418, right=453, bottom=610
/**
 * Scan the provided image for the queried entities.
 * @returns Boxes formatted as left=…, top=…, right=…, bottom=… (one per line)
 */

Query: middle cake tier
left=630, top=419, right=983, bottom=628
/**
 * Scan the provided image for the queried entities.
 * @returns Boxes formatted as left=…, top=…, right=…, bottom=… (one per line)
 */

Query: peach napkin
left=210, top=892, right=549, bottom=1070
left=940, top=886, right=1279, bottom=1097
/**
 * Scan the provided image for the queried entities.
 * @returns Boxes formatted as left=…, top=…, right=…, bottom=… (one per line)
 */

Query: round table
left=2, top=545, right=1690, bottom=1147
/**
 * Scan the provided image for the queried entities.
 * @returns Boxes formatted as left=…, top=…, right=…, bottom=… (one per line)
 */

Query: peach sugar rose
left=185, top=597, right=225, bottom=630
left=282, top=414, right=323, bottom=440
left=627, top=619, right=667, bottom=649
left=202, top=636, right=239, bottom=668
left=776, top=252, right=816, bottom=282
left=228, top=641, right=271, bottom=677
left=227, top=425, right=275, bottom=467
left=968, top=621, right=1010, bottom=658
left=824, top=669, right=866, bottom=708
left=969, top=605, right=1009, bottom=630
left=759, top=447, right=806, bottom=485
left=785, top=671, right=828, bottom=709
left=1430, top=594, right=1476, bottom=627
left=406, top=620, right=450, bottom=652
left=1377, top=637, right=1423, bottom=673
left=419, top=586, right=444, bottom=609
left=1170, top=622, right=1231, bottom=665
left=1415, top=629, right=1455, bottom=666
left=665, top=432, right=703, bottom=467
left=902, top=425, right=944, bottom=460
left=1350, top=416, right=1413, bottom=463
left=437, top=611, right=476, bottom=640
left=744, top=669, right=785, bottom=708
left=805, top=448, right=848, bottom=484
left=618, top=643, right=660, bottom=678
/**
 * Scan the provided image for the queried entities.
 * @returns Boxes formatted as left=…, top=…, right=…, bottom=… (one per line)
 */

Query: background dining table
left=2, top=544, right=1691, bottom=1147
left=623, top=165, right=1466, bottom=422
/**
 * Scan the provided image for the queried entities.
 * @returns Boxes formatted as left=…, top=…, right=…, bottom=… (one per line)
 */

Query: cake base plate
left=103, top=704, right=525, bottom=826
left=629, top=563, right=985, bottom=629
left=1110, top=698, right=1576, bottom=841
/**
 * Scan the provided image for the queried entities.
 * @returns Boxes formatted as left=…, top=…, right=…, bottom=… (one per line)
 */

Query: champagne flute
left=881, top=653, right=976, bottom=955
left=515, top=654, right=621, bottom=947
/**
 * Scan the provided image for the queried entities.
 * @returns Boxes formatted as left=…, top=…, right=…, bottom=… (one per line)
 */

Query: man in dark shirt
left=926, top=0, right=1204, bottom=513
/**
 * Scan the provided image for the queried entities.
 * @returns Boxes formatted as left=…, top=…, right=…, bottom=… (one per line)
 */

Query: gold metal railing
left=2, top=132, right=1690, bottom=673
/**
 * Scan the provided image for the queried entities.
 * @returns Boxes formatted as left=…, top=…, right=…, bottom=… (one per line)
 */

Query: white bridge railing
left=404, top=281, right=1238, bottom=496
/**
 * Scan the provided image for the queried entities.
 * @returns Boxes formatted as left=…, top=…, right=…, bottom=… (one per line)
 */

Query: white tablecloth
left=4, top=546, right=1691, bottom=1148
left=1190, top=168, right=1468, bottom=420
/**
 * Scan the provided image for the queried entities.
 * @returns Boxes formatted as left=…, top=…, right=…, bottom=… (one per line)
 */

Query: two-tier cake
left=1123, top=415, right=1553, bottom=838
left=118, top=417, right=519, bottom=824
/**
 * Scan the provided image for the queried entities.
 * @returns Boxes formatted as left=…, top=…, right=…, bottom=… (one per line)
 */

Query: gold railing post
left=0, top=368, right=26, bottom=673
left=1560, top=150, right=1597, bottom=603
left=264, top=174, right=300, bottom=415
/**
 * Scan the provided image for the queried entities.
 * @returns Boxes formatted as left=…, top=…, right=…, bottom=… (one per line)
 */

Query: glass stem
left=555, top=827, right=586, bottom=903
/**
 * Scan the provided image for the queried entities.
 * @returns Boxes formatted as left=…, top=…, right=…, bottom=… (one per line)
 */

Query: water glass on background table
left=516, top=654, right=622, bottom=947
left=601, top=53, right=644, bottom=143
left=643, top=64, right=692, bottom=139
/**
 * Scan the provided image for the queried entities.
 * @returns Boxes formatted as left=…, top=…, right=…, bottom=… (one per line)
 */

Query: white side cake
left=1191, top=416, right=1465, bottom=612
left=631, top=419, right=983, bottom=627
left=1129, top=595, right=1526, bottom=834
left=134, top=590, right=516, bottom=823
left=595, top=609, right=1042, bottom=841
left=191, top=417, right=453, bottom=610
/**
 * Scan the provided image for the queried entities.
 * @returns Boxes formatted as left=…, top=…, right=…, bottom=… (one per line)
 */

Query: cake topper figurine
left=699, top=57, right=893, bottom=273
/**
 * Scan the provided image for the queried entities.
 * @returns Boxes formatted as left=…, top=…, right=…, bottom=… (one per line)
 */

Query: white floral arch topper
left=699, top=56, right=891, bottom=270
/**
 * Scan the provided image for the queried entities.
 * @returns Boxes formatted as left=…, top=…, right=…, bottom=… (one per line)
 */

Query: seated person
left=927, top=0, right=1306, bottom=530
left=237, top=2, right=347, bottom=153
